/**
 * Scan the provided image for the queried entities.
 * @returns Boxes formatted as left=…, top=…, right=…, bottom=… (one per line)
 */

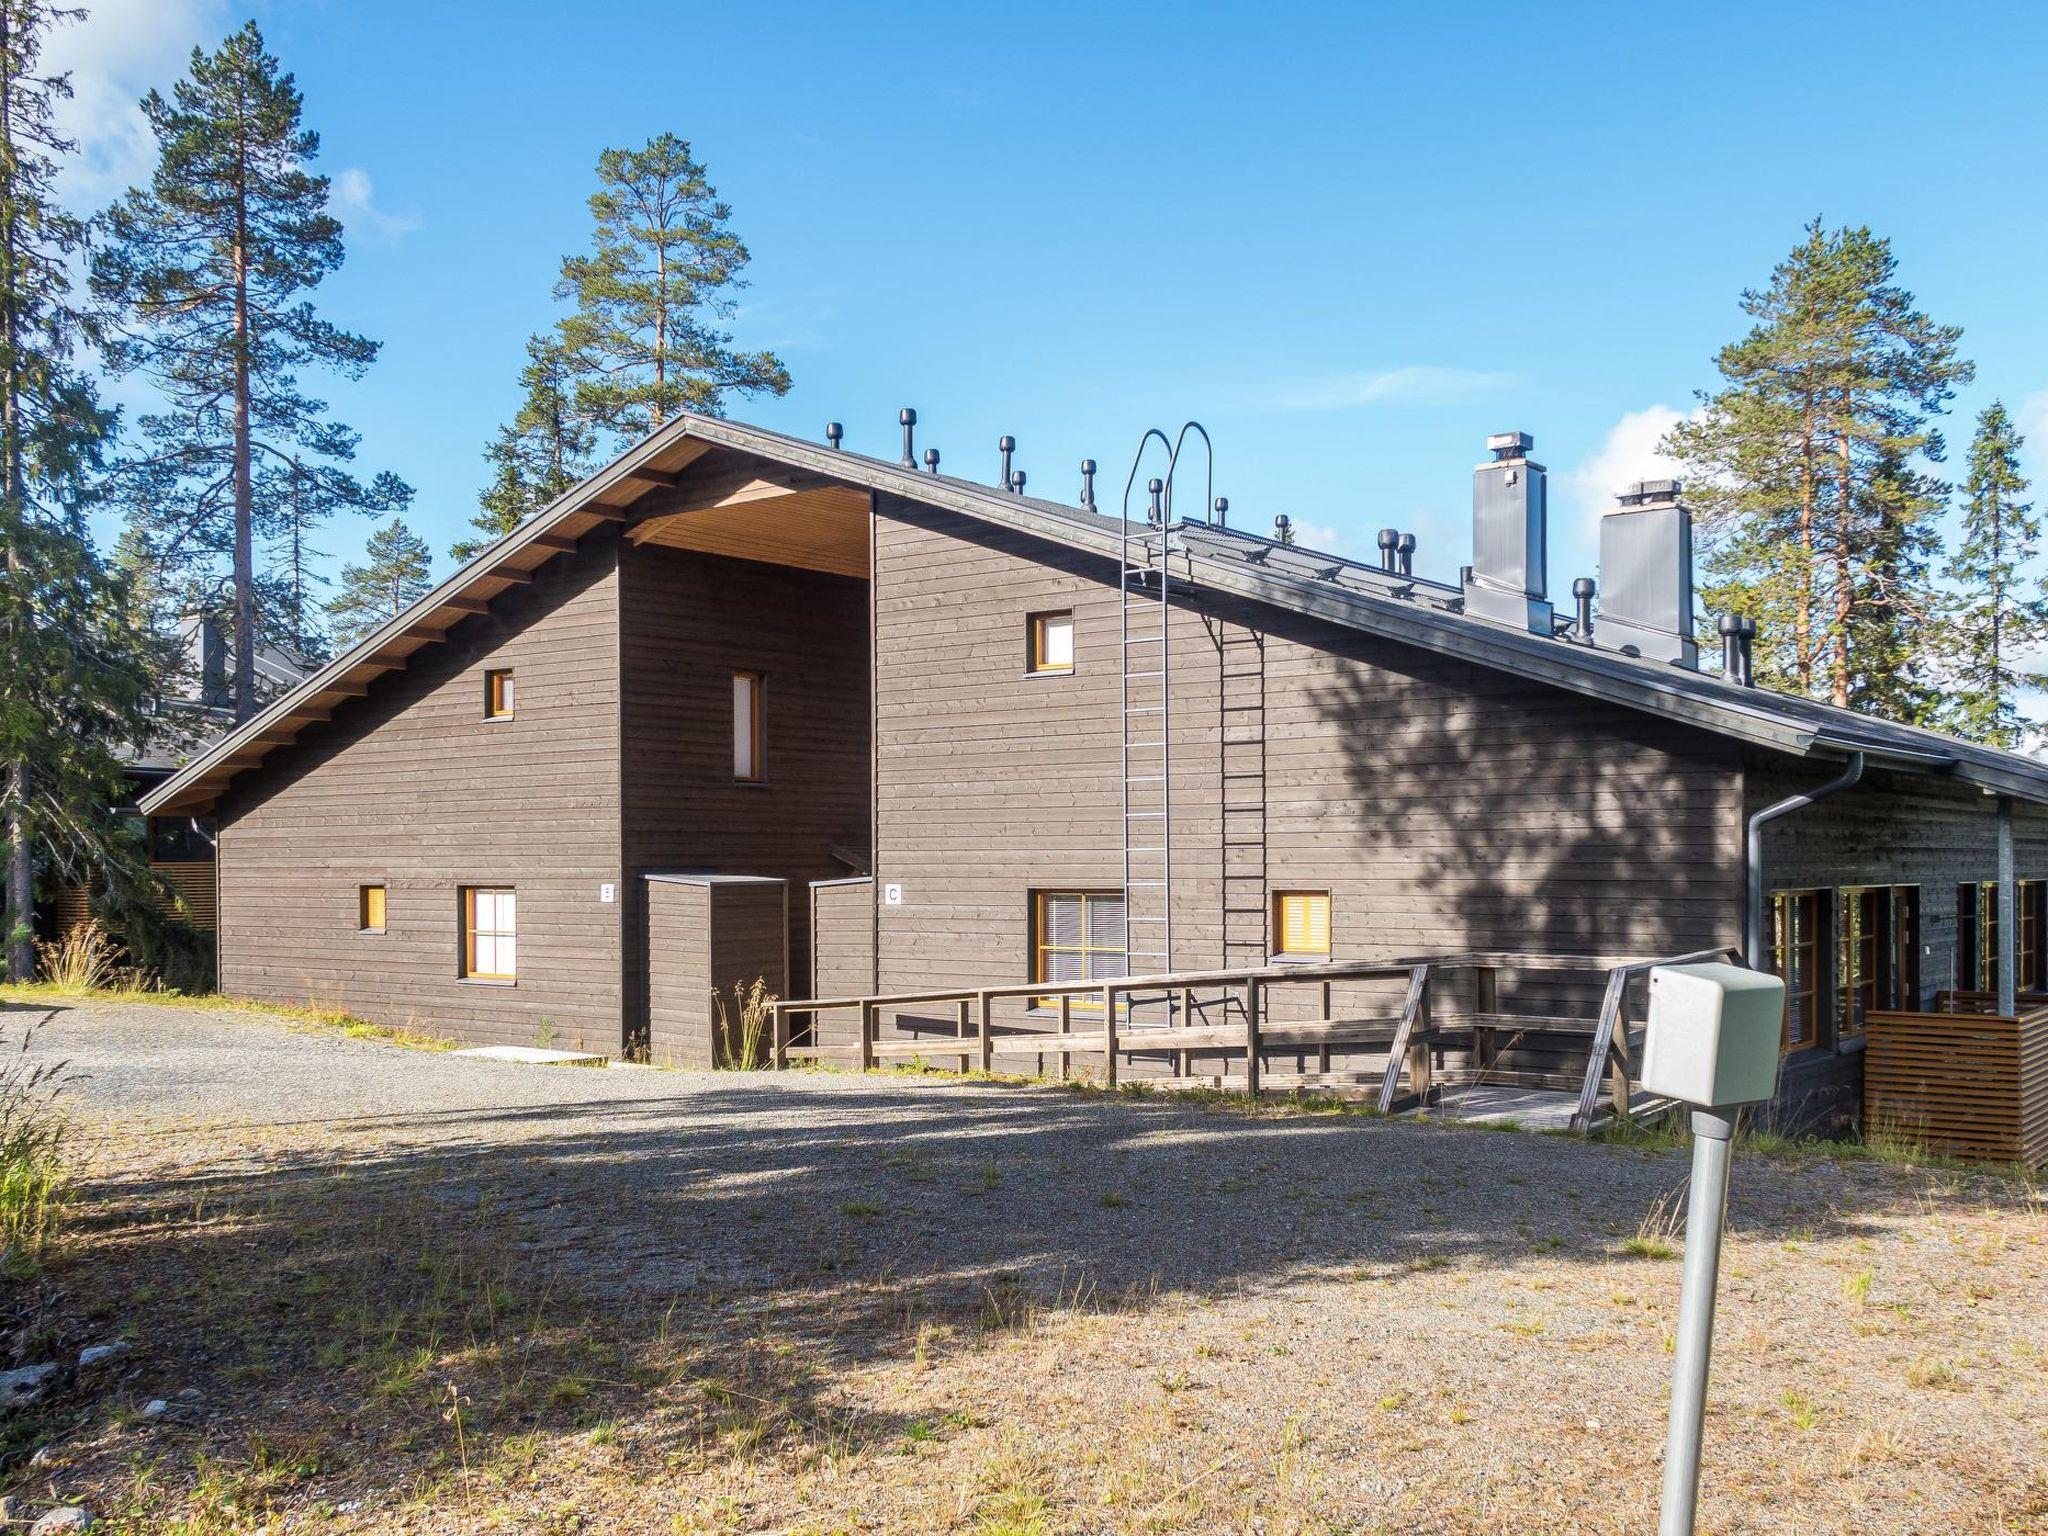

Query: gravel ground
left=6, top=993, right=2047, bottom=1535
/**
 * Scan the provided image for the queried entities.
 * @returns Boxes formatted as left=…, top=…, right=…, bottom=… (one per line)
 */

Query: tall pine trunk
left=230, top=122, right=255, bottom=722
left=1795, top=398, right=1817, bottom=691
left=0, top=14, right=31, bottom=982
left=1831, top=413, right=1854, bottom=707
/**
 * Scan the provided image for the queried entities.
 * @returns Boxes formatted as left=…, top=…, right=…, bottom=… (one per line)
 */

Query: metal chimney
left=178, top=610, right=228, bottom=706
left=998, top=435, right=1015, bottom=490
left=1461, top=431, right=1553, bottom=633
left=898, top=408, right=917, bottom=467
left=1396, top=532, right=1416, bottom=577
left=1377, top=528, right=1399, bottom=571
left=1597, top=479, right=1698, bottom=667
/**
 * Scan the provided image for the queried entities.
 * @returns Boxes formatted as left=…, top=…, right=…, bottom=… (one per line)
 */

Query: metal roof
left=139, top=409, right=2048, bottom=816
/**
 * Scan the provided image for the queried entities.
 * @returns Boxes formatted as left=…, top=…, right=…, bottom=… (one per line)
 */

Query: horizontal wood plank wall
left=1864, top=1006, right=2048, bottom=1166
left=215, top=533, right=625, bottom=1051
left=645, top=878, right=712, bottom=1066
left=869, top=494, right=1744, bottom=1069
left=617, top=543, right=870, bottom=1052
left=810, top=877, right=875, bottom=1019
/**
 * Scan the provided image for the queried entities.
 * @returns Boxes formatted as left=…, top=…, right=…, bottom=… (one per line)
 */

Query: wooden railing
left=771, top=946, right=1744, bottom=1127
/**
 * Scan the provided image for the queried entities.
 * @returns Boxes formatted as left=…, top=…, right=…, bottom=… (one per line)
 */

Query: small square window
left=484, top=669, right=516, bottom=720
left=1273, top=891, right=1331, bottom=957
left=1030, top=612, right=1074, bottom=673
left=733, top=671, right=764, bottom=782
left=359, top=884, right=387, bottom=934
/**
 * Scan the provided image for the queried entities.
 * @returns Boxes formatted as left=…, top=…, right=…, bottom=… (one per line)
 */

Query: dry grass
left=5, top=1002, right=2046, bottom=1533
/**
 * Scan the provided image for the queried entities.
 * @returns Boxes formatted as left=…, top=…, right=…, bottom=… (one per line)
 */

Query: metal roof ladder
left=1121, top=484, right=1175, bottom=1031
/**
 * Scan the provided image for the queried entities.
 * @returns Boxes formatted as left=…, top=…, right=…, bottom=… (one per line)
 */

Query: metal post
left=1102, top=985, right=1118, bottom=1087
left=977, top=990, right=994, bottom=1075
left=1659, top=1107, right=1738, bottom=1536
left=1997, top=795, right=2018, bottom=1015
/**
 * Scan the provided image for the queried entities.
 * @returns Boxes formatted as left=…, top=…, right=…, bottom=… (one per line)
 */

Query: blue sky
left=50, top=0, right=2048, bottom=605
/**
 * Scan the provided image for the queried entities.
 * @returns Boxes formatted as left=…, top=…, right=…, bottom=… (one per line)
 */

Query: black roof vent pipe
left=1147, top=477, right=1164, bottom=525
left=998, top=435, right=1016, bottom=490
left=1573, top=577, right=1597, bottom=643
left=923, top=447, right=941, bottom=475
left=1273, top=513, right=1292, bottom=543
left=1080, top=458, right=1097, bottom=510
left=826, top=421, right=843, bottom=450
left=1377, top=528, right=1399, bottom=572
left=1010, top=468, right=1027, bottom=495
left=1397, top=532, right=1416, bottom=577
left=1737, top=616, right=1757, bottom=686
left=898, top=408, right=916, bottom=467
left=1213, top=495, right=1228, bottom=527
left=1718, top=613, right=1742, bottom=678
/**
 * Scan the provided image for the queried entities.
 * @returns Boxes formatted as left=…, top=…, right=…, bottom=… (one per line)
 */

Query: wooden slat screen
left=152, top=861, right=218, bottom=930
left=1864, top=1006, right=2048, bottom=1167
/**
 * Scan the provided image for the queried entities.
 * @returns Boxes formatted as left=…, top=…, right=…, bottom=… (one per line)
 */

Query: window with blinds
left=1273, top=891, right=1332, bottom=957
left=1033, top=891, right=1126, bottom=1006
left=462, top=887, right=516, bottom=980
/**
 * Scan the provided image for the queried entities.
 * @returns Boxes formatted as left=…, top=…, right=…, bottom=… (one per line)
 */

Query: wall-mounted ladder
left=1217, top=623, right=1268, bottom=970
left=1121, top=492, right=1174, bottom=983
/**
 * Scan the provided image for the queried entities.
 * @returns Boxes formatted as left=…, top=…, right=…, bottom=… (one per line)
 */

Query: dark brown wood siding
left=215, top=532, right=626, bottom=1051
left=868, top=494, right=1745, bottom=1058
left=644, top=875, right=789, bottom=1067
left=810, top=877, right=876, bottom=999
left=617, top=541, right=870, bottom=1048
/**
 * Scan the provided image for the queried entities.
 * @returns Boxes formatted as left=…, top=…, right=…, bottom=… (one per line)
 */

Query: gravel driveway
left=7, top=993, right=2046, bottom=1535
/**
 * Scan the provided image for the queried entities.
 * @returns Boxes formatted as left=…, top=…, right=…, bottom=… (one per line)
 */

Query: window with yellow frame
left=358, top=883, right=387, bottom=934
left=1272, top=890, right=1331, bottom=957
left=483, top=668, right=515, bottom=720
left=461, top=886, right=516, bottom=980
left=1029, top=611, right=1074, bottom=673
left=1032, top=890, right=1125, bottom=1007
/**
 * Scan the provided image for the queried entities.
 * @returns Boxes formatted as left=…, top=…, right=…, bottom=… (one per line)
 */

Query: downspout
left=1744, top=752, right=1865, bottom=969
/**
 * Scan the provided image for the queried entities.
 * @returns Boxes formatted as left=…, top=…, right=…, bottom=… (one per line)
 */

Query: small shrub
left=35, top=921, right=126, bottom=990
left=0, top=1017, right=73, bottom=1271
left=713, top=977, right=777, bottom=1070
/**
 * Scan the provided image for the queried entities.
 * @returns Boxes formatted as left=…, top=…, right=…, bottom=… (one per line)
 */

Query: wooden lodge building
left=139, top=412, right=2048, bottom=1125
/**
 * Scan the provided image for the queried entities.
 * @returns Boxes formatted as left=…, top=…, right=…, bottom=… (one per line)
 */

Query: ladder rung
left=1125, top=810, right=1165, bottom=819
left=1125, top=670, right=1164, bottom=679
left=1125, top=775, right=1166, bottom=782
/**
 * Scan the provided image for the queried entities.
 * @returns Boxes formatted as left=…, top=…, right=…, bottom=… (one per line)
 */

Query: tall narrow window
left=359, top=884, right=387, bottom=934
left=1957, top=882, right=1982, bottom=991
left=462, top=887, right=516, bottom=980
left=1273, top=891, right=1332, bottom=957
left=733, top=671, right=763, bottom=782
left=1029, top=612, right=1074, bottom=673
left=1033, top=890, right=1126, bottom=1006
left=484, top=668, right=515, bottom=720
left=1771, top=889, right=1822, bottom=1050
left=2022, top=880, right=2045, bottom=993
left=1888, top=885, right=1921, bottom=1008
left=1837, top=887, right=1882, bottom=1039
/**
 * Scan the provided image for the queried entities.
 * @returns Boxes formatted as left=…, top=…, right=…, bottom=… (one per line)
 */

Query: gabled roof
left=140, top=410, right=2048, bottom=817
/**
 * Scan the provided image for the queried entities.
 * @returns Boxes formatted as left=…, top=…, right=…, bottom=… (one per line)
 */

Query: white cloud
left=1565, top=404, right=1690, bottom=533
left=1261, top=365, right=1512, bottom=414
left=330, top=166, right=421, bottom=242
left=1283, top=519, right=1349, bottom=552
left=43, top=0, right=228, bottom=204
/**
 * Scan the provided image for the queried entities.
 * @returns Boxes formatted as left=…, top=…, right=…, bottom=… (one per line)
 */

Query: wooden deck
left=771, top=946, right=1739, bottom=1131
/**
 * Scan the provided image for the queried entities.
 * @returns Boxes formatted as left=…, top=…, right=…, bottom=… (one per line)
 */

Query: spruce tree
left=555, top=133, right=790, bottom=438
left=0, top=0, right=160, bottom=980
left=1942, top=402, right=2045, bottom=746
left=91, top=20, right=410, bottom=721
left=326, top=516, right=429, bottom=644
left=452, top=334, right=594, bottom=563
left=1667, top=220, right=1971, bottom=712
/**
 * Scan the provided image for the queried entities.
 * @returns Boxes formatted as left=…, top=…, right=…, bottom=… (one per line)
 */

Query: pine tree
left=1942, top=402, right=2045, bottom=746
left=554, top=133, right=790, bottom=439
left=326, top=516, right=429, bottom=644
left=452, top=334, right=595, bottom=563
left=1667, top=220, right=1971, bottom=713
left=90, top=20, right=410, bottom=722
left=0, top=0, right=161, bottom=980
